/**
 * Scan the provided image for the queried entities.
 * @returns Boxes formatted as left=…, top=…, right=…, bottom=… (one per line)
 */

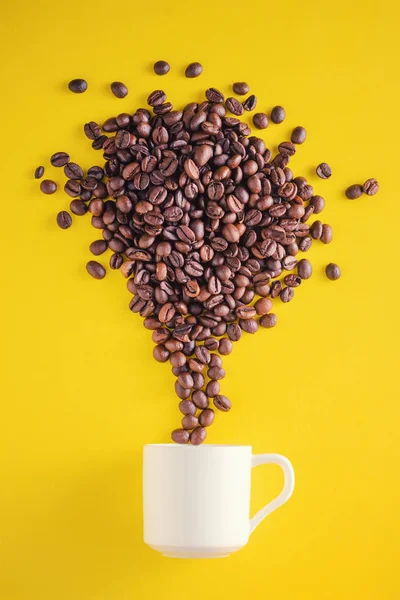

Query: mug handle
left=249, top=453, right=295, bottom=534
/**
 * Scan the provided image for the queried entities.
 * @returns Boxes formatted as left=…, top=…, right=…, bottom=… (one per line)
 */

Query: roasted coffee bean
left=299, top=236, right=312, bottom=252
left=291, top=126, right=306, bottom=144
left=253, top=113, right=268, bottom=129
left=310, top=195, right=325, bottom=214
left=206, top=88, right=224, bottom=103
left=185, top=62, right=203, bottom=78
left=192, top=390, right=208, bottom=409
left=182, top=415, right=199, bottom=430
left=34, top=166, right=44, bottom=179
left=316, top=162, right=332, bottom=179
left=56, top=211, right=72, bottom=229
left=254, top=297, right=272, bottom=315
left=171, top=429, right=190, bottom=444
left=233, top=82, right=249, bottom=95
left=270, top=105, right=285, bottom=124
left=363, top=178, right=379, bottom=196
left=310, top=220, right=323, bottom=239
left=190, top=427, right=207, bottom=445
left=226, top=97, right=244, bottom=116
left=64, top=180, right=81, bottom=197
left=206, top=380, right=220, bottom=397
left=297, top=259, right=312, bottom=279
left=148, top=90, right=167, bottom=106
left=153, top=344, right=170, bottom=362
left=243, top=95, right=257, bottom=111
left=86, top=260, right=105, bottom=279
left=64, top=162, right=83, bottom=180
left=195, top=346, right=211, bottom=364
left=325, top=263, right=341, bottom=280
left=345, top=184, right=363, bottom=199
left=284, top=274, right=301, bottom=287
left=280, top=286, right=294, bottom=302
left=239, top=318, right=258, bottom=333
left=50, top=152, right=70, bottom=167
left=154, top=60, right=170, bottom=75
left=219, top=338, right=233, bottom=355
left=227, top=323, right=242, bottom=341
left=111, top=81, right=128, bottom=98
left=321, top=224, right=333, bottom=244
left=84, top=122, right=101, bottom=140
left=69, top=199, right=87, bottom=215
left=199, top=408, right=215, bottom=427
left=40, top=180, right=57, bottom=194
left=110, top=253, right=123, bottom=269
left=179, top=400, right=197, bottom=416
left=207, top=366, right=226, bottom=380
left=68, top=78, right=87, bottom=93
left=213, top=395, right=231, bottom=412
left=89, top=240, right=107, bottom=255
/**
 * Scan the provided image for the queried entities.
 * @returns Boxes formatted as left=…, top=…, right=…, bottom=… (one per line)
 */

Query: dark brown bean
left=291, top=127, right=306, bottom=144
left=321, top=224, right=333, bottom=244
left=280, top=286, right=294, bottom=302
left=297, top=259, right=312, bottom=279
left=111, top=82, right=128, bottom=98
left=90, top=240, right=107, bottom=255
left=325, top=263, right=341, bottom=280
left=56, top=211, right=72, bottom=229
left=86, top=260, right=106, bottom=279
left=154, top=60, right=170, bottom=75
left=233, top=82, right=249, bottom=95
left=310, top=195, right=325, bottom=214
left=253, top=113, right=268, bottom=129
left=316, top=162, right=332, bottom=179
left=345, top=184, right=363, bottom=199
left=40, top=180, right=57, bottom=194
left=243, top=95, right=257, bottom=111
left=363, top=178, right=379, bottom=196
left=270, top=105, right=285, bottom=123
left=171, top=429, right=190, bottom=444
left=50, top=152, right=70, bottom=167
left=199, top=408, right=215, bottom=427
left=226, top=97, right=244, bottom=116
left=190, top=427, right=207, bottom=445
left=68, top=79, right=87, bottom=93
left=185, top=62, right=203, bottom=78
left=34, top=166, right=44, bottom=179
left=260, top=313, right=277, bottom=328
left=213, top=395, right=231, bottom=412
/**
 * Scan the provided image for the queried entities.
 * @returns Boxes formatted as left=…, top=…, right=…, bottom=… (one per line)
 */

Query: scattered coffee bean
left=321, top=224, right=333, bottom=244
left=206, top=88, right=225, bottom=103
left=56, top=211, right=72, bottom=229
left=50, top=152, right=70, bottom=167
left=171, top=429, right=190, bottom=444
left=70, top=199, right=87, bottom=215
left=185, top=62, right=203, bottom=78
left=34, top=166, right=44, bottom=179
left=154, top=60, right=170, bottom=75
left=310, top=195, right=325, bottom=214
left=325, top=263, right=341, bottom=280
left=199, top=408, right=215, bottom=427
left=111, top=82, right=128, bottom=98
left=316, top=162, right=332, bottom=179
left=233, top=82, right=249, bottom=95
left=190, top=427, right=207, bottom=445
left=110, top=253, right=123, bottom=270
left=253, top=113, right=268, bottom=129
left=243, top=95, right=257, bottom=111
left=280, top=286, right=294, bottom=302
left=89, top=240, right=107, bottom=255
left=260, top=313, right=277, bottom=328
left=270, top=105, right=285, bottom=124
left=226, top=97, right=244, bottom=116
left=147, top=90, right=167, bottom=106
left=213, top=395, right=231, bottom=412
left=297, top=259, right=312, bottom=279
left=68, top=79, right=87, bottom=93
left=254, top=298, right=272, bottom=315
left=310, top=220, right=323, bottom=240
left=345, top=184, right=363, bottom=199
left=64, top=162, right=83, bottom=180
left=86, top=260, right=106, bottom=280
left=84, top=122, right=102, bottom=140
left=40, top=179, right=57, bottom=194
left=219, top=338, right=233, bottom=355
left=291, top=126, right=306, bottom=144
left=363, top=178, right=379, bottom=196
left=182, top=415, right=199, bottom=430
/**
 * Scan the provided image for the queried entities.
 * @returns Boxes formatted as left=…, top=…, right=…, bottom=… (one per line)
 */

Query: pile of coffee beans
left=39, top=75, right=378, bottom=444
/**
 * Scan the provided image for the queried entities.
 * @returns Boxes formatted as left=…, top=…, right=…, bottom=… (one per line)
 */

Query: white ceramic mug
left=143, top=444, right=295, bottom=558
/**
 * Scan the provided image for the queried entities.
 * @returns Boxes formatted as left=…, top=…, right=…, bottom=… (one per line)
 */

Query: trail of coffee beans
left=38, top=73, right=378, bottom=444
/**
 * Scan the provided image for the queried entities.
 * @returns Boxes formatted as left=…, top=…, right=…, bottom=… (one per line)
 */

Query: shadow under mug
left=143, top=444, right=295, bottom=558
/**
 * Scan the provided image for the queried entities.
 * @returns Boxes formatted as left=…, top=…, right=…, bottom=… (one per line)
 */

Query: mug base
left=148, top=544, right=244, bottom=559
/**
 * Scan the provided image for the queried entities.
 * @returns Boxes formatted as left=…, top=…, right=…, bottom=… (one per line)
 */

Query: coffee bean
left=278, top=141, right=296, bottom=156
left=284, top=274, right=301, bottom=287
left=171, top=429, right=190, bottom=444
left=260, top=313, right=277, bottom=328
left=299, top=236, right=312, bottom=252
left=310, top=195, right=325, bottom=214
left=316, top=162, right=332, bottom=179
left=179, top=400, right=196, bottom=416
left=243, top=95, right=257, bottom=111
left=68, top=199, right=86, bottom=216
left=226, top=97, right=244, bottom=116
left=213, top=395, right=231, bottom=412
left=297, top=259, right=312, bottom=279
left=185, top=62, right=203, bottom=78
left=50, top=152, right=70, bottom=167
left=198, top=408, right=215, bottom=427
left=207, top=366, right=226, bottom=380
left=111, top=82, right=128, bottom=98
left=321, top=224, right=333, bottom=244
left=86, top=260, right=105, bottom=279
left=64, top=162, right=83, bottom=180
left=89, top=240, right=107, bottom=255
left=153, top=344, right=169, bottom=362
left=227, top=323, right=242, bottom=341
left=240, top=318, right=258, bottom=333
left=68, top=79, right=87, bottom=93
left=310, top=220, right=323, bottom=239
left=56, top=211, right=72, bottom=229
left=148, top=90, right=167, bottom=106
left=280, top=286, right=294, bottom=302
left=154, top=60, right=170, bottom=75
left=190, top=427, right=207, bottom=445
left=182, top=414, right=199, bottom=430
left=64, top=180, right=81, bottom=197
left=345, top=184, right=363, bottom=199
left=291, top=126, right=306, bottom=144
left=326, top=263, right=341, bottom=280
left=110, top=253, right=123, bottom=269
left=192, top=390, right=208, bottom=409
left=233, top=82, right=249, bottom=95
left=254, top=297, right=272, bottom=315
left=206, top=88, right=225, bottom=103
left=363, top=178, right=379, bottom=196
left=34, top=166, right=44, bottom=179
left=253, top=113, right=268, bottom=129
left=40, top=179, right=57, bottom=194
left=270, top=105, right=285, bottom=124
left=84, top=122, right=101, bottom=140
left=219, top=338, right=233, bottom=355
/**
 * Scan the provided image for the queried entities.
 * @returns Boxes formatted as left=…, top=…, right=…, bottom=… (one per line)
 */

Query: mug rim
left=144, top=444, right=252, bottom=448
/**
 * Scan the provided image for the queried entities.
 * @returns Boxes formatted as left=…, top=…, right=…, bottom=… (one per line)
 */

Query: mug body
left=143, top=444, right=252, bottom=558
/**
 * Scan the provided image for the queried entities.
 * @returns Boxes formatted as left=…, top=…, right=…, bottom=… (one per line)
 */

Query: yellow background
left=1, top=0, right=399, bottom=598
